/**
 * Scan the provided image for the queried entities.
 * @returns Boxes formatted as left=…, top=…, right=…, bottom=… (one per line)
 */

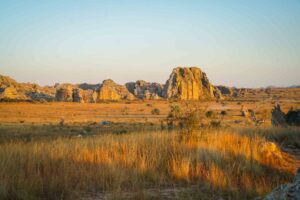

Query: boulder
left=241, top=105, right=249, bottom=117
left=97, top=79, right=135, bottom=101
left=264, top=168, right=300, bottom=200
left=272, top=105, right=288, bottom=127
left=286, top=109, right=300, bottom=126
left=163, top=67, right=222, bottom=100
left=126, top=80, right=163, bottom=100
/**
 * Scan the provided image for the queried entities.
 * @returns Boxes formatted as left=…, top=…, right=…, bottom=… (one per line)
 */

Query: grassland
left=0, top=100, right=299, bottom=200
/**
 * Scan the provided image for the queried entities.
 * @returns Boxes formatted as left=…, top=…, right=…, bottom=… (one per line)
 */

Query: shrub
left=210, top=120, right=221, bottom=127
left=167, top=104, right=182, bottom=128
left=113, top=129, right=128, bottom=134
left=151, top=108, right=160, bottom=115
left=205, top=111, right=214, bottom=118
left=167, top=103, right=202, bottom=133
left=220, top=110, right=227, bottom=116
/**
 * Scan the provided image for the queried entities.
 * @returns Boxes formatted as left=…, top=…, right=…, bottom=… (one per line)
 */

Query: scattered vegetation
left=151, top=108, right=160, bottom=115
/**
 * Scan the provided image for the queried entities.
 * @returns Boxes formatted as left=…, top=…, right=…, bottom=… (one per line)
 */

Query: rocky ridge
left=3, top=66, right=283, bottom=102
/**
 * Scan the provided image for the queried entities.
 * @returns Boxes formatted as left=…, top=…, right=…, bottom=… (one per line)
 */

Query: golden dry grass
left=0, top=100, right=299, bottom=126
left=0, top=128, right=299, bottom=200
left=0, top=100, right=299, bottom=199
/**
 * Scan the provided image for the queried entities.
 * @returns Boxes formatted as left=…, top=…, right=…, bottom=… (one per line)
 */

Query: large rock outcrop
left=0, top=86, right=27, bottom=100
left=72, top=88, right=84, bottom=103
left=126, top=80, right=163, bottom=100
left=271, top=105, right=300, bottom=127
left=163, top=67, right=222, bottom=100
left=272, top=105, right=288, bottom=127
left=72, top=88, right=98, bottom=103
left=286, top=109, right=300, bottom=126
left=264, top=168, right=300, bottom=200
left=97, top=79, right=135, bottom=101
left=0, top=75, right=56, bottom=101
left=55, top=85, right=73, bottom=102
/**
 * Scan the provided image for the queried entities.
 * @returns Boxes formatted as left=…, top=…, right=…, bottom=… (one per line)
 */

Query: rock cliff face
left=126, top=80, right=163, bottom=100
left=264, top=168, right=300, bottom=200
left=272, top=105, right=288, bottom=127
left=97, top=79, right=135, bottom=101
left=55, top=86, right=73, bottom=102
left=163, top=67, right=222, bottom=100
left=55, top=85, right=98, bottom=103
left=72, top=88, right=84, bottom=103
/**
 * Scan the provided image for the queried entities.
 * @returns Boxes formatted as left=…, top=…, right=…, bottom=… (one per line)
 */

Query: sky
left=0, top=0, right=299, bottom=87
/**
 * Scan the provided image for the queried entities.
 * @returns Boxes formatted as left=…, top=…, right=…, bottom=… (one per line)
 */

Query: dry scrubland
left=0, top=100, right=299, bottom=200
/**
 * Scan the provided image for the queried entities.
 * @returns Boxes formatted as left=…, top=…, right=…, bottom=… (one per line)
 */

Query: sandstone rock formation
left=0, top=75, right=57, bottom=102
left=72, top=88, right=98, bottom=103
left=126, top=80, right=163, bottom=100
left=216, top=86, right=233, bottom=96
left=82, top=89, right=98, bottom=103
left=97, top=79, right=135, bottom=101
left=286, top=109, right=300, bottom=126
left=26, top=91, right=54, bottom=102
left=72, top=88, right=84, bottom=103
left=264, top=168, right=300, bottom=200
left=241, top=105, right=249, bottom=117
left=0, top=75, right=19, bottom=88
left=55, top=86, right=73, bottom=102
left=272, top=105, right=288, bottom=127
left=0, top=86, right=27, bottom=100
left=163, top=67, right=222, bottom=100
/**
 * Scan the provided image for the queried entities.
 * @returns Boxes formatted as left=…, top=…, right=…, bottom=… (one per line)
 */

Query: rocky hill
left=6, top=66, right=292, bottom=102
left=0, top=75, right=55, bottom=101
left=163, top=67, right=222, bottom=100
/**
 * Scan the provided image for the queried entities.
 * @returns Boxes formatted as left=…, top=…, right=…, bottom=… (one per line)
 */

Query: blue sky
left=0, top=0, right=299, bottom=87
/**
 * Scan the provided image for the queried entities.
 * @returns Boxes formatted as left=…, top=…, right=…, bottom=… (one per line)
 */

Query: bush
left=167, top=103, right=202, bottom=133
left=205, top=111, right=214, bottom=118
left=220, top=110, right=227, bottom=116
left=210, top=120, right=221, bottom=127
left=151, top=108, right=160, bottom=115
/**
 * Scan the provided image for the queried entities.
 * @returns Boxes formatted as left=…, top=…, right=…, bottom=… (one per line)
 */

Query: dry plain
left=0, top=96, right=299, bottom=199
